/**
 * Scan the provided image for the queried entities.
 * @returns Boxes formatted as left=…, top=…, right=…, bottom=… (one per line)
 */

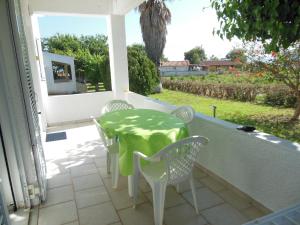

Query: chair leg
left=106, top=151, right=111, bottom=174
left=189, top=177, right=199, bottom=214
left=152, top=182, right=167, bottom=225
left=111, top=153, right=119, bottom=189
left=132, top=171, right=140, bottom=207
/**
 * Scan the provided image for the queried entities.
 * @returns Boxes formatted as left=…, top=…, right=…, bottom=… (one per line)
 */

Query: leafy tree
left=211, top=0, right=300, bottom=51
left=226, top=48, right=247, bottom=63
left=184, top=46, right=207, bottom=64
left=127, top=45, right=159, bottom=95
left=42, top=34, right=81, bottom=53
left=42, top=34, right=110, bottom=91
left=247, top=42, right=300, bottom=121
left=160, top=54, right=168, bottom=62
left=138, top=0, right=171, bottom=66
left=209, top=55, right=219, bottom=60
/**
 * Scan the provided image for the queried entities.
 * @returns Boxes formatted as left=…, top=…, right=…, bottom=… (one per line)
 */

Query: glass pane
left=52, top=61, right=72, bottom=82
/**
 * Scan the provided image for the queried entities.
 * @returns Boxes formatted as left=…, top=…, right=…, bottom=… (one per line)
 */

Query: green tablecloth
left=98, top=109, right=189, bottom=176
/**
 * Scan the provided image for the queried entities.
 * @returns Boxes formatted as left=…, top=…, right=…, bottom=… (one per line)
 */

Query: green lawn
left=150, top=89, right=300, bottom=143
left=86, top=82, right=106, bottom=92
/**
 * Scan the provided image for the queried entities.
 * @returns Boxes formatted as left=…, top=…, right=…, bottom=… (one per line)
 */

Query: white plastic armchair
left=101, top=100, right=134, bottom=115
left=171, top=106, right=195, bottom=124
left=93, top=118, right=119, bottom=188
left=133, top=136, right=209, bottom=225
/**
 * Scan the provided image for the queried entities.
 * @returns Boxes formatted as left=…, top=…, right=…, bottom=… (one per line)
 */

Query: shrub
left=127, top=45, right=159, bottom=95
left=162, top=79, right=297, bottom=108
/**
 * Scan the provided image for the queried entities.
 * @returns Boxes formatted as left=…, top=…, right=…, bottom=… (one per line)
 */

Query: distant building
left=160, top=60, right=190, bottom=73
left=43, top=52, right=77, bottom=95
left=197, top=60, right=241, bottom=71
left=159, top=59, right=240, bottom=76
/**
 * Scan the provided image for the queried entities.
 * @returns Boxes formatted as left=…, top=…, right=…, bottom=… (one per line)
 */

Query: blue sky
left=38, top=0, right=241, bottom=60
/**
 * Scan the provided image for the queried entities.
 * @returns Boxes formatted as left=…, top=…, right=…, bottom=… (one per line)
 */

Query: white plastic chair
left=171, top=106, right=195, bottom=124
left=93, top=118, right=119, bottom=188
left=133, top=136, right=209, bottom=225
left=101, top=100, right=134, bottom=115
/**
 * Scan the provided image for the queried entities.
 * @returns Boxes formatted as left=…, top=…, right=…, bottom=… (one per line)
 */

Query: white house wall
left=43, top=52, right=77, bottom=95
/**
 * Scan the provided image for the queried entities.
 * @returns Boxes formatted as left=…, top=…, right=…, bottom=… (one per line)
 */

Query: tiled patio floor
left=36, top=122, right=268, bottom=225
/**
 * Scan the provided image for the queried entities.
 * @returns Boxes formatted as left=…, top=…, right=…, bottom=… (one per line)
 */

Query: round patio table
left=98, top=108, right=189, bottom=176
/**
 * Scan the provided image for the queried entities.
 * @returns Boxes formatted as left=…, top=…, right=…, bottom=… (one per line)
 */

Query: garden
left=151, top=89, right=300, bottom=143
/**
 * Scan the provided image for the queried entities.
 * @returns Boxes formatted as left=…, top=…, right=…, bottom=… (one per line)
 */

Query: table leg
left=128, top=175, right=134, bottom=197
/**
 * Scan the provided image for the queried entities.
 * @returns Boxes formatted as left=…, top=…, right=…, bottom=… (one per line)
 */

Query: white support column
left=107, top=15, right=129, bottom=99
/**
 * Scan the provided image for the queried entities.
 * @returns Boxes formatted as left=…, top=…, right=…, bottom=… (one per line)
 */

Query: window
left=52, top=61, right=72, bottom=82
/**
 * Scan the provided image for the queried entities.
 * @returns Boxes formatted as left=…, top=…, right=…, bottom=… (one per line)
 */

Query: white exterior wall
left=46, top=91, right=114, bottom=125
left=127, top=92, right=300, bottom=211
left=43, top=52, right=77, bottom=95
left=160, top=66, right=189, bottom=72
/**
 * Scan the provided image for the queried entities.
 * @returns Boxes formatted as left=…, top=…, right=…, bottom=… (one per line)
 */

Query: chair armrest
left=133, top=151, right=152, bottom=174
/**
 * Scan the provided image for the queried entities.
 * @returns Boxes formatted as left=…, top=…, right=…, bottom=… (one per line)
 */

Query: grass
left=150, top=89, right=300, bottom=143
left=86, top=82, right=106, bottom=92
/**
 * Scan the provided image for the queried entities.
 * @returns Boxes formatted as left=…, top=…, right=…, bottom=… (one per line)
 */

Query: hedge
left=162, top=79, right=297, bottom=108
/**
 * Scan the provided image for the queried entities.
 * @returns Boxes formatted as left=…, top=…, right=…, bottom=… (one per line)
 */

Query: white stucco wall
left=160, top=66, right=189, bottom=72
left=127, top=92, right=300, bottom=211
left=46, top=91, right=114, bottom=125
left=43, top=52, right=77, bottom=95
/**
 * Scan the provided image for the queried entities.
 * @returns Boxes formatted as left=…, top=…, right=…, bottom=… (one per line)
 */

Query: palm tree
left=138, top=0, right=171, bottom=67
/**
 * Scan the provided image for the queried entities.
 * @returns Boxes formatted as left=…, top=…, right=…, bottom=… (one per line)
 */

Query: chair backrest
left=102, top=100, right=134, bottom=115
left=157, top=136, right=208, bottom=184
left=171, top=106, right=195, bottom=124
left=93, top=118, right=109, bottom=147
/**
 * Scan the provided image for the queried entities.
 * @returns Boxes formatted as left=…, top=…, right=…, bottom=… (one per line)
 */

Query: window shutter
left=0, top=181, right=10, bottom=225
left=13, top=0, right=47, bottom=202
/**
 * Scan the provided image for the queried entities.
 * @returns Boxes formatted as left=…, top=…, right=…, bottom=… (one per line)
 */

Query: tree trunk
left=291, top=94, right=300, bottom=121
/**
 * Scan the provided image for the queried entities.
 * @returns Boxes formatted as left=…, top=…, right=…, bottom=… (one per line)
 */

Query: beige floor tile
left=200, top=177, right=226, bottom=192
left=75, top=186, right=110, bottom=209
left=68, top=156, right=94, bottom=166
left=94, top=157, right=107, bottom=168
left=109, top=223, right=122, bottom=225
left=9, top=208, right=30, bottom=225
left=164, top=203, right=207, bottom=225
left=98, top=167, right=111, bottom=179
left=177, top=179, right=204, bottom=193
left=103, top=176, right=128, bottom=193
left=183, top=187, right=224, bottom=210
left=47, top=173, right=72, bottom=189
left=70, top=163, right=98, bottom=177
left=241, top=206, right=266, bottom=220
left=38, top=201, right=77, bottom=225
left=109, top=188, right=147, bottom=210
left=63, top=221, right=79, bottom=225
left=218, top=189, right=251, bottom=210
left=202, top=203, right=248, bottom=225
left=78, top=202, right=119, bottom=225
left=145, top=187, right=185, bottom=208
left=139, top=178, right=151, bottom=193
left=41, top=186, right=74, bottom=208
left=193, top=167, right=207, bottom=179
left=118, top=203, right=154, bottom=225
left=73, top=173, right=103, bottom=191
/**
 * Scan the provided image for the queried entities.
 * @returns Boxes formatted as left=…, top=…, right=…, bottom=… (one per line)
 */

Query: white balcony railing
left=44, top=91, right=300, bottom=212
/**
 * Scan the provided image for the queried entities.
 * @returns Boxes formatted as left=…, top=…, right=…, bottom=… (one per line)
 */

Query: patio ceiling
left=28, top=0, right=144, bottom=15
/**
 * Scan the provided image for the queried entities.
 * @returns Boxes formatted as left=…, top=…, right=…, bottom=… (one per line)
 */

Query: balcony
left=1, top=0, right=300, bottom=224
left=37, top=120, right=268, bottom=225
